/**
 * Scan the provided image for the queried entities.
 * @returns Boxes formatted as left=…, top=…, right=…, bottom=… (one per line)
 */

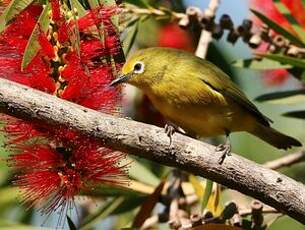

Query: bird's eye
left=133, top=61, right=145, bottom=74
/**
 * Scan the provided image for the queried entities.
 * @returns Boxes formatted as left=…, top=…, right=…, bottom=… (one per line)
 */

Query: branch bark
left=0, top=78, right=305, bottom=224
left=195, top=0, right=220, bottom=58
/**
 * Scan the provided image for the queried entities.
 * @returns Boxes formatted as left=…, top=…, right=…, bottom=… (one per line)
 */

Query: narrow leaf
left=259, top=53, right=305, bottom=69
left=232, top=58, right=292, bottom=70
left=256, top=89, right=305, bottom=104
left=128, top=158, right=160, bottom=187
left=201, top=179, right=213, bottom=211
left=283, top=110, right=305, bottom=119
left=273, top=0, right=305, bottom=42
left=67, top=216, right=77, bottom=230
left=123, top=20, right=139, bottom=55
left=21, top=2, right=51, bottom=70
left=70, top=0, right=86, bottom=17
left=79, top=197, right=125, bottom=230
left=0, top=0, right=34, bottom=33
left=189, top=175, right=204, bottom=203
left=69, top=0, right=81, bottom=55
left=251, top=9, right=305, bottom=47
left=132, top=181, right=165, bottom=228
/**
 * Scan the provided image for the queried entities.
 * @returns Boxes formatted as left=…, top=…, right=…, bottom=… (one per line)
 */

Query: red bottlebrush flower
left=0, top=2, right=127, bottom=223
left=10, top=143, right=127, bottom=216
left=158, top=23, right=193, bottom=51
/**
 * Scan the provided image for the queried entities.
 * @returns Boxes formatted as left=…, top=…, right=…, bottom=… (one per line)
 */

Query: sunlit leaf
left=256, top=89, right=305, bottom=104
left=273, top=0, right=305, bottom=42
left=21, top=2, right=51, bottom=70
left=132, top=181, right=165, bottom=228
left=251, top=9, right=305, bottom=47
left=79, top=197, right=125, bottom=230
left=207, top=183, right=222, bottom=216
left=283, top=110, right=305, bottom=119
left=189, top=174, right=204, bottom=208
left=129, top=158, right=160, bottom=186
left=70, top=0, right=86, bottom=16
left=258, top=53, right=305, bottom=69
left=0, top=0, right=34, bottom=33
left=201, top=180, right=213, bottom=211
left=232, top=58, right=292, bottom=70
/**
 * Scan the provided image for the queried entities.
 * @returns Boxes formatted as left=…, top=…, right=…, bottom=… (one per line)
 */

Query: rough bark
left=0, top=78, right=305, bottom=224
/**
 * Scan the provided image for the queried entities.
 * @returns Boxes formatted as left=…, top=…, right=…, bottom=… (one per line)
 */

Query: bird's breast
left=146, top=90, right=255, bottom=137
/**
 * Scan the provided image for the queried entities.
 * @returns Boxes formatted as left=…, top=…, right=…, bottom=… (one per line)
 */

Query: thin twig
left=0, top=78, right=305, bottom=224
left=195, top=0, right=220, bottom=58
left=239, top=207, right=279, bottom=217
left=263, top=150, right=305, bottom=170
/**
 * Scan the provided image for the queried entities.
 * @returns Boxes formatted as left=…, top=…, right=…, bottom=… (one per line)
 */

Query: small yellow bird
left=110, top=47, right=301, bottom=162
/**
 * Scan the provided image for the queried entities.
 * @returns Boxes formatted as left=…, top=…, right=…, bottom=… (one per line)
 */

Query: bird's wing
left=197, top=59, right=272, bottom=127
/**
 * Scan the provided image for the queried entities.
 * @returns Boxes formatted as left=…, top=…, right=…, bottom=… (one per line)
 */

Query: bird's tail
left=250, top=124, right=302, bottom=150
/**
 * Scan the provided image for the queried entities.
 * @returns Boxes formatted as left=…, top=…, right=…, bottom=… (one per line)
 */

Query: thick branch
left=0, top=78, right=305, bottom=224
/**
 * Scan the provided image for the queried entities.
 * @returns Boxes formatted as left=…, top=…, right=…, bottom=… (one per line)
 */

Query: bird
left=110, top=47, right=302, bottom=163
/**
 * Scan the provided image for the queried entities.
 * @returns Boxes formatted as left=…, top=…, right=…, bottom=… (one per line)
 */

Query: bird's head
left=110, top=48, right=171, bottom=90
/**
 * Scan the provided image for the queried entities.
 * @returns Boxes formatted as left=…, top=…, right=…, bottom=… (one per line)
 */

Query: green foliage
left=21, top=2, right=51, bottom=70
left=251, top=9, right=305, bottom=47
left=0, top=0, right=34, bottom=33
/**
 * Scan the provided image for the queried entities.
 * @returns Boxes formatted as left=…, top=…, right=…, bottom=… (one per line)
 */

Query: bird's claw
left=165, top=123, right=176, bottom=146
left=216, top=142, right=231, bottom=164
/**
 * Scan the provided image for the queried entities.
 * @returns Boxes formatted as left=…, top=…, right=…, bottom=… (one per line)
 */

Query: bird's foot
left=216, top=142, right=231, bottom=164
left=164, top=123, right=176, bottom=146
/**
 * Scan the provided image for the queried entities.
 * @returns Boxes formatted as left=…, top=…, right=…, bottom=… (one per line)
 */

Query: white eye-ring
left=133, top=61, right=145, bottom=74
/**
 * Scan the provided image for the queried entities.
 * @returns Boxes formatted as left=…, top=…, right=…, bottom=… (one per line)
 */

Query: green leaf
left=70, top=0, right=86, bottom=17
left=273, top=0, right=305, bottom=42
left=256, top=89, right=305, bottom=104
left=0, top=0, right=34, bottom=33
left=232, top=58, right=292, bottom=70
left=128, top=158, right=160, bottom=187
left=201, top=179, right=213, bottom=211
left=251, top=9, right=305, bottom=47
left=259, top=53, right=305, bottom=69
left=21, top=2, right=51, bottom=70
left=67, top=216, right=77, bottom=230
left=283, top=110, right=305, bottom=119
left=79, top=197, right=125, bottom=230
left=123, top=20, right=139, bottom=55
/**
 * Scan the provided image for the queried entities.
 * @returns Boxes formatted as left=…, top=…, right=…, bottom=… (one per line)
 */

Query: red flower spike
left=38, top=32, right=55, bottom=59
left=9, top=143, right=127, bottom=216
left=50, top=0, right=61, bottom=22
left=0, top=3, right=127, bottom=222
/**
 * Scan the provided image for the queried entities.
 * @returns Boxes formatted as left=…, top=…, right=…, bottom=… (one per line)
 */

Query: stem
left=195, top=0, right=220, bottom=58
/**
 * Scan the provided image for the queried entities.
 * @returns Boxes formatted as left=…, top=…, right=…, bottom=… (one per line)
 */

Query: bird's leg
left=216, top=131, right=231, bottom=164
left=164, top=122, right=185, bottom=146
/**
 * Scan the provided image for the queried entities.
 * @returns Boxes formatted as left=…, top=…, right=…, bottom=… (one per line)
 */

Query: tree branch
left=195, top=0, right=220, bottom=58
left=0, top=78, right=305, bottom=224
left=263, top=150, right=305, bottom=170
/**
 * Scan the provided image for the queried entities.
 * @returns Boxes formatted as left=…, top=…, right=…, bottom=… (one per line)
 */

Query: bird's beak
left=109, top=73, right=131, bottom=87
